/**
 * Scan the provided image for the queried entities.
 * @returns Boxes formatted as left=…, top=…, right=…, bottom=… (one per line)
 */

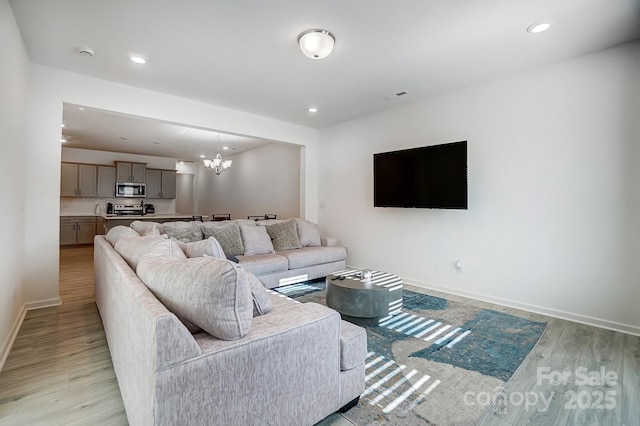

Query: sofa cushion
left=137, top=256, right=253, bottom=340
left=255, top=219, right=283, bottom=226
left=200, top=223, right=244, bottom=256
left=294, top=218, right=322, bottom=247
left=266, top=219, right=302, bottom=251
left=239, top=225, right=275, bottom=256
left=176, top=237, right=225, bottom=259
left=130, top=220, right=164, bottom=236
left=278, top=246, right=347, bottom=269
left=236, top=253, right=289, bottom=275
left=105, top=225, right=139, bottom=246
left=164, top=225, right=203, bottom=243
left=114, top=235, right=186, bottom=271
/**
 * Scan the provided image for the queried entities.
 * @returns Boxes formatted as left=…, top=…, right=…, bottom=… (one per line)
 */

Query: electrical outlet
left=455, top=260, right=463, bottom=273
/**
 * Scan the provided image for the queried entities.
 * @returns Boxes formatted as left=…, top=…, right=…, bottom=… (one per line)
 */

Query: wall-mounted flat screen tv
left=373, top=141, right=467, bottom=209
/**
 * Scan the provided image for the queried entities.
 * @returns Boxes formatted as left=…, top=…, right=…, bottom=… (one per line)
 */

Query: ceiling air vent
left=385, top=91, right=408, bottom=100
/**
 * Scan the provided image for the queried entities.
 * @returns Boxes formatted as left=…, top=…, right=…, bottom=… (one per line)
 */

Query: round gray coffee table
left=326, top=269, right=403, bottom=323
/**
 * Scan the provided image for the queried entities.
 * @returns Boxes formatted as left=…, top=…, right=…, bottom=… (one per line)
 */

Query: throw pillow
left=294, top=218, right=321, bottom=247
left=266, top=219, right=302, bottom=251
left=201, top=223, right=244, bottom=256
left=177, top=237, right=226, bottom=259
left=239, top=225, right=275, bottom=256
left=114, top=235, right=186, bottom=271
left=137, top=256, right=253, bottom=340
left=105, top=225, right=139, bottom=246
left=164, top=225, right=203, bottom=243
left=245, top=271, right=273, bottom=316
left=130, top=221, right=164, bottom=236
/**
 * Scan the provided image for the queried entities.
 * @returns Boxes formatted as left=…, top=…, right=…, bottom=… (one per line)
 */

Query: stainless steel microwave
left=115, top=182, right=146, bottom=198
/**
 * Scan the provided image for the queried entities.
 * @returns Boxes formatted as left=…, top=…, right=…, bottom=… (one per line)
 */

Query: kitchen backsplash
left=60, top=198, right=176, bottom=216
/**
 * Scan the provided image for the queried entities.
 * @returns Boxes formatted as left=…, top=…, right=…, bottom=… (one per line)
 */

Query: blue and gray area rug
left=275, top=281, right=547, bottom=426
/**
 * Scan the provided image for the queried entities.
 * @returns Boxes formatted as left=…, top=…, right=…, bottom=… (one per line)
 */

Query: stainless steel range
left=113, top=203, right=144, bottom=216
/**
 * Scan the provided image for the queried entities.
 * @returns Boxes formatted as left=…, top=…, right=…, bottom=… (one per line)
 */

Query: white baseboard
left=25, top=297, right=61, bottom=311
left=0, top=304, right=27, bottom=373
left=404, top=279, right=640, bottom=337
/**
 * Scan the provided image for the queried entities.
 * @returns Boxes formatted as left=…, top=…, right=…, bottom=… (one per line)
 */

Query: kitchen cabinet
left=60, top=163, right=96, bottom=197
left=116, top=162, right=146, bottom=183
left=60, top=217, right=96, bottom=245
left=145, top=169, right=177, bottom=199
left=96, top=217, right=105, bottom=235
left=97, top=166, right=116, bottom=198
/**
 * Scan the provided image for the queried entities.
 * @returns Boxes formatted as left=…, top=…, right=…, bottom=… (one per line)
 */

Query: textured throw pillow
left=294, top=218, right=322, bottom=247
left=114, top=235, right=186, bottom=271
left=266, top=219, right=302, bottom=251
left=164, top=225, right=203, bottom=243
left=245, top=270, right=273, bottom=316
left=165, top=221, right=199, bottom=229
left=177, top=237, right=226, bottom=259
left=105, top=226, right=139, bottom=247
left=239, top=225, right=275, bottom=256
left=136, top=256, right=253, bottom=340
left=201, top=223, right=244, bottom=256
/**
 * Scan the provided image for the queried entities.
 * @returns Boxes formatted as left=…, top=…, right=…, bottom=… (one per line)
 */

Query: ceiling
left=11, top=0, right=640, bottom=160
left=61, top=104, right=273, bottom=163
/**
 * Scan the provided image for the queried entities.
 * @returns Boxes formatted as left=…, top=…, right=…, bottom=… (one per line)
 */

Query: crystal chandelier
left=203, top=134, right=233, bottom=175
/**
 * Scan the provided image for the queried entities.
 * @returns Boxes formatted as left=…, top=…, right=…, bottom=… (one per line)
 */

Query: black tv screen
left=373, top=141, right=467, bottom=209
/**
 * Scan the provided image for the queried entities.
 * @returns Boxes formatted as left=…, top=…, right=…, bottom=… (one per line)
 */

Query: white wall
left=22, top=63, right=318, bottom=310
left=0, top=0, right=28, bottom=370
left=198, top=143, right=301, bottom=220
left=318, top=41, right=640, bottom=334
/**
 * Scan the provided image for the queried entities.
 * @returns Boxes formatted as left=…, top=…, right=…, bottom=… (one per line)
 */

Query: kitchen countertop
left=102, top=214, right=207, bottom=220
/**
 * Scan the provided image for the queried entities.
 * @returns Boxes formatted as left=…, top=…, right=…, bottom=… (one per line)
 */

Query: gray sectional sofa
left=130, top=218, right=348, bottom=288
left=94, top=220, right=366, bottom=426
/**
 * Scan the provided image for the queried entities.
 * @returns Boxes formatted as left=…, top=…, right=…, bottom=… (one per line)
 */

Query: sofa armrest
left=340, top=320, right=367, bottom=370
left=321, top=237, right=338, bottom=247
left=155, top=302, right=345, bottom=425
left=191, top=301, right=339, bottom=355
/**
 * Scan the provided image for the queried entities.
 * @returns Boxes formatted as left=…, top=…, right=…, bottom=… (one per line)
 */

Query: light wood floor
left=0, top=246, right=638, bottom=425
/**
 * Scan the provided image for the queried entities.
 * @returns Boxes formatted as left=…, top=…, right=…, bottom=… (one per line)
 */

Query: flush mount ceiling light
left=527, top=21, right=552, bottom=34
left=298, top=29, right=335, bottom=59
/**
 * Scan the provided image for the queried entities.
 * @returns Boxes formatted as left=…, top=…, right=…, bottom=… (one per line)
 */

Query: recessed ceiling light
left=61, top=124, right=65, bottom=128
left=308, top=107, right=318, bottom=113
left=130, top=55, right=146, bottom=64
left=222, top=146, right=229, bottom=150
left=60, top=137, right=67, bottom=143
left=78, top=107, right=84, bottom=111
left=527, top=21, right=552, bottom=34
left=199, top=154, right=205, bottom=158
